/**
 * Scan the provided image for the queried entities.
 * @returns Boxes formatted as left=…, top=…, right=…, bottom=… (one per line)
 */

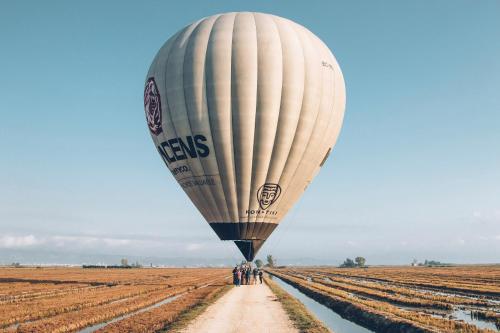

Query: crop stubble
left=0, top=267, right=229, bottom=333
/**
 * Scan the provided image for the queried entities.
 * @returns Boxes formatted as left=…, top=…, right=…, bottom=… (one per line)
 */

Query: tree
left=255, top=259, right=263, bottom=268
left=424, top=259, right=445, bottom=267
left=355, top=257, right=366, bottom=267
left=266, top=255, right=275, bottom=268
left=340, top=258, right=356, bottom=268
left=120, top=258, right=128, bottom=267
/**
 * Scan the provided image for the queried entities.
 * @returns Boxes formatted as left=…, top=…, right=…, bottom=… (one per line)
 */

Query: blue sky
left=1, top=1, right=499, bottom=264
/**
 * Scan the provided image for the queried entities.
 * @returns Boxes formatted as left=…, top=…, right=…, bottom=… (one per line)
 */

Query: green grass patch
left=266, top=278, right=331, bottom=333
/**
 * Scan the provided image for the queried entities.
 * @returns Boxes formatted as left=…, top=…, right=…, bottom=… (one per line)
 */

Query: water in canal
left=452, top=309, right=499, bottom=331
left=270, top=275, right=374, bottom=333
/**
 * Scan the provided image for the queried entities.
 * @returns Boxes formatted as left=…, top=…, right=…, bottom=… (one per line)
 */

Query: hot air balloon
left=144, top=12, right=345, bottom=261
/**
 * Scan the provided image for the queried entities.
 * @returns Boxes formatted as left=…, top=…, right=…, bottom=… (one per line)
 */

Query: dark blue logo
left=144, top=77, right=163, bottom=136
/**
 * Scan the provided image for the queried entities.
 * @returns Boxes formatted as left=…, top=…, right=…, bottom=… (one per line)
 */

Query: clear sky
left=1, top=1, right=499, bottom=265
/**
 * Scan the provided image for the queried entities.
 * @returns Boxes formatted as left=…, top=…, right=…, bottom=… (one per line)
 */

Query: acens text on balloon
left=156, top=134, right=210, bottom=165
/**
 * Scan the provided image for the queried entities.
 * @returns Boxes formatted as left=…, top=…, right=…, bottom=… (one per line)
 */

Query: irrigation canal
left=270, top=275, right=374, bottom=333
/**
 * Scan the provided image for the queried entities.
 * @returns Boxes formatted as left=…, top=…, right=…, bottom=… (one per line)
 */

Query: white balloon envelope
left=144, top=12, right=346, bottom=261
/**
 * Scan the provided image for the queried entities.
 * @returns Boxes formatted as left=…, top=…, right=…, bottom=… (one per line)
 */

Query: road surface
left=180, top=282, right=298, bottom=333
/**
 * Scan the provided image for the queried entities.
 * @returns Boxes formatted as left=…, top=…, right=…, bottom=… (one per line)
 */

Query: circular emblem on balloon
left=144, top=77, right=163, bottom=136
left=257, top=183, right=282, bottom=210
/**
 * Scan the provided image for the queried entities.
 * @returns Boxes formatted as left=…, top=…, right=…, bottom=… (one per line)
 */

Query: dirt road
left=180, top=282, right=298, bottom=333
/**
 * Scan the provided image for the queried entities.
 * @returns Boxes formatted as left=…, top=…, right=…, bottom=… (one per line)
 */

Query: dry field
left=269, top=266, right=500, bottom=333
left=0, top=267, right=230, bottom=333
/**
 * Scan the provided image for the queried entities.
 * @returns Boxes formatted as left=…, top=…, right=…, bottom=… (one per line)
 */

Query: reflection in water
left=270, top=275, right=374, bottom=333
left=452, top=309, right=499, bottom=331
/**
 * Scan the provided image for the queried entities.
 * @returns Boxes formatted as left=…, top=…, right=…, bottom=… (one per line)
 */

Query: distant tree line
left=82, top=265, right=133, bottom=269
left=410, top=259, right=451, bottom=267
left=422, top=259, right=450, bottom=267
left=340, top=257, right=366, bottom=268
left=83, top=258, right=142, bottom=269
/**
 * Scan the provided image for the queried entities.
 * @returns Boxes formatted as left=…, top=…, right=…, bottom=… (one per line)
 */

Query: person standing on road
left=236, top=269, right=242, bottom=286
left=258, top=270, right=263, bottom=284
left=232, top=266, right=238, bottom=285
left=252, top=268, right=258, bottom=284
left=245, top=268, right=251, bottom=285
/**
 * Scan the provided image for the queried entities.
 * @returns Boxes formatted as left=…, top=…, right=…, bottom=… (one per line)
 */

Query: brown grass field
left=1, top=266, right=499, bottom=333
left=0, top=267, right=230, bottom=333
left=268, top=265, right=500, bottom=333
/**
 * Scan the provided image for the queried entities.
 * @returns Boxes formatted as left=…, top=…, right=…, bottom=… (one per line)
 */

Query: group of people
left=232, top=265, right=263, bottom=286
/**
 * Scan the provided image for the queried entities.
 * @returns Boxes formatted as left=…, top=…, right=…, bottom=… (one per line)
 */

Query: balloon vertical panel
left=182, top=15, right=231, bottom=223
left=247, top=13, right=283, bottom=226
left=164, top=22, right=217, bottom=222
left=205, top=14, right=239, bottom=223
left=263, top=16, right=305, bottom=193
left=231, top=13, right=258, bottom=224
